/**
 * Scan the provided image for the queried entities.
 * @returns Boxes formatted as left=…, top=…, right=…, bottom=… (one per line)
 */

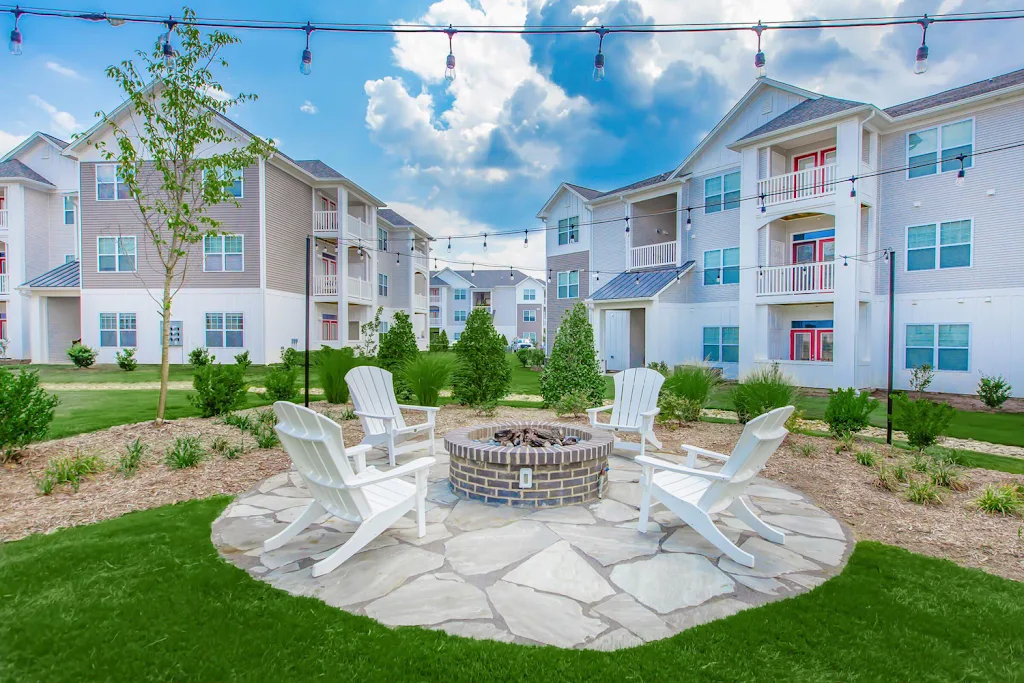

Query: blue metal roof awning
left=20, top=260, right=80, bottom=289
left=590, top=261, right=694, bottom=302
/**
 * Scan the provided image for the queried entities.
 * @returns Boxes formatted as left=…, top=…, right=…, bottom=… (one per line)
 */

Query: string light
left=914, top=15, right=931, bottom=74
left=752, top=20, right=766, bottom=76
left=471, top=263, right=475, bottom=277
left=161, top=18, right=176, bottom=68
left=482, top=233, right=487, bottom=251
left=444, top=24, right=456, bottom=82
left=547, top=269, right=552, bottom=283
left=760, top=193, right=766, bottom=213
left=523, top=230, right=528, bottom=248
left=300, top=22, right=313, bottom=75
left=624, top=216, right=630, bottom=234
left=955, top=154, right=966, bottom=186
left=593, top=26, right=608, bottom=82
left=634, top=274, right=640, bottom=286
left=8, top=6, right=22, bottom=55
left=685, top=208, right=692, bottom=230
left=509, top=265, right=514, bottom=280
left=447, top=236, right=451, bottom=252
left=843, top=256, right=849, bottom=267
left=849, top=177, right=857, bottom=197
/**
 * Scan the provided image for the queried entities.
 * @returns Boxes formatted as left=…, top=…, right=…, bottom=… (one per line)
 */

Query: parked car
left=513, top=338, right=535, bottom=350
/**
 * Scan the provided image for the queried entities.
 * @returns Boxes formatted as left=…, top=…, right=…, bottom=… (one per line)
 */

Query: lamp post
left=304, top=235, right=311, bottom=408
left=886, top=248, right=895, bottom=444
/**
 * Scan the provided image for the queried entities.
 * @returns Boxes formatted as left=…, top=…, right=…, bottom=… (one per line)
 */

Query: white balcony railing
left=0, top=273, right=8, bottom=295
left=413, top=251, right=428, bottom=272
left=348, top=276, right=372, bottom=300
left=313, top=210, right=339, bottom=235
left=313, top=274, right=338, bottom=296
left=756, top=261, right=835, bottom=296
left=429, top=315, right=442, bottom=327
left=346, top=215, right=374, bottom=243
left=0, top=209, right=8, bottom=229
left=630, top=240, right=677, bottom=270
left=758, top=164, right=837, bottom=208
left=429, top=294, right=442, bottom=305
left=414, top=293, right=428, bottom=309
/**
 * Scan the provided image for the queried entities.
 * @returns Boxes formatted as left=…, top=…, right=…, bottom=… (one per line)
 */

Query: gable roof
left=293, top=159, right=347, bottom=180
left=0, top=158, right=55, bottom=186
left=378, top=208, right=416, bottom=228
left=594, top=171, right=676, bottom=199
left=590, top=262, right=694, bottom=301
left=449, top=269, right=530, bottom=289
left=564, top=183, right=602, bottom=200
left=39, top=133, right=69, bottom=149
left=1, top=130, right=69, bottom=164
left=430, top=275, right=448, bottom=287
left=20, top=260, right=80, bottom=289
left=432, top=268, right=475, bottom=289
left=884, top=68, right=1024, bottom=118
left=735, top=96, right=866, bottom=143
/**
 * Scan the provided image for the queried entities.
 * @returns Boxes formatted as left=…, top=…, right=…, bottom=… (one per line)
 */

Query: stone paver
left=591, top=593, right=674, bottom=641
left=610, top=554, right=735, bottom=614
left=548, top=523, right=662, bottom=566
left=445, top=521, right=558, bottom=575
left=446, top=499, right=529, bottom=532
left=761, top=514, right=845, bottom=541
left=364, top=575, right=491, bottom=626
left=315, top=545, right=444, bottom=607
left=717, top=537, right=822, bottom=578
left=662, top=527, right=741, bottom=558
left=590, top=498, right=639, bottom=523
left=585, top=628, right=643, bottom=651
left=502, top=541, right=615, bottom=604
left=487, top=581, right=607, bottom=648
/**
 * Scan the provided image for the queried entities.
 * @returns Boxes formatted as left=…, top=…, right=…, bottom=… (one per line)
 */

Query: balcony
left=414, top=293, right=428, bottom=310
left=349, top=276, right=372, bottom=301
left=430, top=294, right=442, bottom=305
left=756, top=261, right=835, bottom=296
left=758, top=164, right=837, bottom=209
left=0, top=210, right=7, bottom=229
left=413, top=251, right=428, bottom=272
left=312, top=212, right=375, bottom=243
left=630, top=241, right=677, bottom=270
left=429, top=314, right=442, bottom=327
left=0, top=273, right=8, bottom=295
left=313, top=274, right=338, bottom=297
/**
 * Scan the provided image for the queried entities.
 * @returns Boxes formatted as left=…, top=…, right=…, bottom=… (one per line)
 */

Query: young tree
left=358, top=306, right=384, bottom=358
left=452, top=307, right=511, bottom=405
left=378, top=311, right=419, bottom=400
left=540, top=302, right=604, bottom=407
left=89, top=10, right=273, bottom=424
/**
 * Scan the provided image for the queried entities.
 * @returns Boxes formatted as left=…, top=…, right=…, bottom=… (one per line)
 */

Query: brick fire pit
left=444, top=421, right=614, bottom=507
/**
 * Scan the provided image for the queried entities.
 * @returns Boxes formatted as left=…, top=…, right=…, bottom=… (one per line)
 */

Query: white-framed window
left=204, top=166, right=243, bottom=198
left=703, top=326, right=739, bottom=363
left=906, top=323, right=969, bottom=372
left=63, top=196, right=75, bottom=225
left=906, top=220, right=972, bottom=271
left=453, top=332, right=461, bottom=342
left=97, top=236, right=136, bottom=272
left=557, top=216, right=579, bottom=246
left=99, top=313, right=136, bottom=347
left=523, top=309, right=537, bottom=322
left=380, top=321, right=390, bottom=334
left=203, top=234, right=244, bottom=272
left=704, top=171, right=740, bottom=214
left=378, top=273, right=388, bottom=296
left=703, top=247, right=739, bottom=285
left=454, top=288, right=467, bottom=301
left=454, top=309, right=467, bottom=322
left=907, top=119, right=973, bottom=179
left=378, top=227, right=388, bottom=252
left=523, top=288, right=537, bottom=301
left=206, top=312, right=244, bottom=348
left=96, top=164, right=130, bottom=201
left=557, top=270, right=579, bottom=299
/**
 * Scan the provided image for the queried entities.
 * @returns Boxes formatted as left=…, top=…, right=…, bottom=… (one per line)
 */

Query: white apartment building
left=540, top=69, right=1024, bottom=397
left=429, top=268, right=546, bottom=347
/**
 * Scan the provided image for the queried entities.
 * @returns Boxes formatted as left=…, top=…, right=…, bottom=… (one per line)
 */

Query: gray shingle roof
left=293, top=159, right=348, bottom=180
left=565, top=183, right=602, bottom=200
left=0, top=159, right=54, bottom=186
left=430, top=275, right=448, bottom=287
left=39, top=133, right=69, bottom=149
left=884, top=69, right=1024, bottom=117
left=378, top=208, right=416, bottom=228
left=449, top=269, right=531, bottom=288
left=597, top=171, right=675, bottom=198
left=736, top=97, right=866, bottom=143
left=21, top=260, right=80, bottom=288
left=590, top=262, right=694, bottom=301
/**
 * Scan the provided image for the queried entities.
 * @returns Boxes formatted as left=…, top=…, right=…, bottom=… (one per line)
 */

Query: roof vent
left=762, top=97, right=773, bottom=114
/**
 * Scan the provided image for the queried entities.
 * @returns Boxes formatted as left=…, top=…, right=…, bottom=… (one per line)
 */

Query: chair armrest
left=351, top=457, right=437, bottom=486
left=681, top=444, right=730, bottom=462
left=344, top=443, right=373, bottom=473
left=397, top=404, right=441, bottom=413
left=355, top=411, right=395, bottom=421
left=640, top=408, right=660, bottom=417
left=586, top=405, right=614, bottom=415
left=636, top=455, right=730, bottom=481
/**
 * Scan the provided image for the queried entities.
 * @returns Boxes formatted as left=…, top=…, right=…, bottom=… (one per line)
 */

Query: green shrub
left=280, top=347, right=304, bottom=370
left=928, top=446, right=967, bottom=466
left=906, top=480, right=943, bottom=505
left=910, top=453, right=930, bottom=472
left=452, top=307, right=512, bottom=406
left=263, top=366, right=297, bottom=402
left=472, top=401, right=498, bottom=417
left=234, top=350, right=252, bottom=372
left=909, top=364, right=934, bottom=394
left=164, top=436, right=205, bottom=469
left=874, top=464, right=903, bottom=492
left=663, top=363, right=722, bottom=413
left=402, top=354, right=453, bottom=407
left=971, top=484, right=1021, bottom=516
left=528, top=348, right=546, bottom=367
left=118, top=438, right=146, bottom=477
left=834, top=434, right=855, bottom=454
left=35, top=451, right=103, bottom=494
left=67, top=343, right=97, bottom=368
left=188, top=347, right=214, bottom=367
left=977, top=374, right=1012, bottom=410
left=555, top=390, right=592, bottom=418
left=540, top=302, right=603, bottom=408
left=189, top=364, right=248, bottom=417
left=209, top=436, right=229, bottom=454
left=515, top=348, right=533, bottom=368
left=824, top=388, right=878, bottom=437
left=731, top=363, right=797, bottom=424
left=250, top=422, right=278, bottom=449
left=893, top=393, right=955, bottom=450
left=378, top=311, right=419, bottom=401
left=223, top=444, right=243, bottom=460
left=335, top=407, right=357, bottom=421
left=647, top=361, right=670, bottom=377
left=115, top=347, right=138, bottom=371
left=317, top=347, right=371, bottom=404
left=222, top=411, right=252, bottom=431
left=429, top=329, right=450, bottom=353
left=0, top=368, right=60, bottom=463
left=855, top=450, right=877, bottom=467
left=929, top=459, right=967, bottom=491
left=891, top=459, right=911, bottom=483
left=656, top=393, right=702, bottom=427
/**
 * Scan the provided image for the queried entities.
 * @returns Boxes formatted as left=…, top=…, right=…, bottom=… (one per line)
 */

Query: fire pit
left=444, top=421, right=614, bottom=507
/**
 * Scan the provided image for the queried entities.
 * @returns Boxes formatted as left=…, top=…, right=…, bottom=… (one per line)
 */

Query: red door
left=793, top=148, right=836, bottom=197
left=792, top=240, right=817, bottom=292
left=790, top=328, right=835, bottom=361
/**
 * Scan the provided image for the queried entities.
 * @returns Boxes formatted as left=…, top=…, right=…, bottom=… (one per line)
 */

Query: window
left=524, top=332, right=537, bottom=342
left=97, top=236, right=136, bottom=272
left=161, top=320, right=183, bottom=347
left=96, top=164, right=130, bottom=200
left=63, top=196, right=75, bottom=225
left=454, top=310, right=467, bottom=322
left=454, top=288, right=467, bottom=301
left=557, top=216, right=579, bottom=245
left=703, top=326, right=739, bottom=363
left=64, top=254, right=76, bottom=264
left=100, top=313, right=136, bottom=347
left=907, top=119, right=973, bottom=179
left=204, top=166, right=243, bottom=198
left=203, top=234, right=244, bottom=272
left=377, top=273, right=388, bottom=296
left=523, top=288, right=537, bottom=301
left=378, top=227, right=388, bottom=252
left=703, top=247, right=739, bottom=285
left=206, top=312, right=244, bottom=348
left=523, top=309, right=537, bottom=322
left=906, top=220, right=971, bottom=271
left=704, top=171, right=740, bottom=213
left=453, top=332, right=461, bottom=342
left=557, top=270, right=579, bottom=299
left=380, top=321, right=390, bottom=334
left=906, top=323, right=969, bottom=372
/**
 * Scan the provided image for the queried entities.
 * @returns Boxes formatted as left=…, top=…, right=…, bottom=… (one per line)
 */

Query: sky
left=1, top=0, right=1021, bottom=273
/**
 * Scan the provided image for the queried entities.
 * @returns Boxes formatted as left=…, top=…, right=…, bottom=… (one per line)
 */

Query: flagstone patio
left=212, top=439, right=853, bottom=650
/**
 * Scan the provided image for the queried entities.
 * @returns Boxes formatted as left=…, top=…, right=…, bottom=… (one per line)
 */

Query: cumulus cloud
left=45, top=61, right=82, bottom=79
left=199, top=84, right=232, bottom=103
left=0, top=130, right=28, bottom=156
left=28, top=95, right=80, bottom=135
left=300, top=100, right=319, bottom=114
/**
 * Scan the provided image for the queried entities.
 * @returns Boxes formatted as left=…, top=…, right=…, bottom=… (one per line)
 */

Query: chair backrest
left=698, top=405, right=795, bottom=514
left=273, top=401, right=372, bottom=521
left=610, top=368, right=665, bottom=428
left=346, top=366, right=407, bottom=436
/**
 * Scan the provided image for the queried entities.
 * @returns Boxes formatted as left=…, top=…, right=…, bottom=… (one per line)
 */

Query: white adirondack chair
left=346, top=366, right=438, bottom=467
left=586, top=367, right=665, bottom=458
left=636, top=406, right=795, bottom=568
left=264, top=401, right=435, bottom=577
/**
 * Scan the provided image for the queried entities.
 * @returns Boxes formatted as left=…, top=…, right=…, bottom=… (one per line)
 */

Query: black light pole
left=304, top=235, right=311, bottom=408
left=886, top=248, right=895, bottom=444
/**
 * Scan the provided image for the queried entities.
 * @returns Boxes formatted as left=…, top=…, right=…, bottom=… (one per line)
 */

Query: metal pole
left=304, top=235, right=311, bottom=408
left=886, top=248, right=895, bottom=444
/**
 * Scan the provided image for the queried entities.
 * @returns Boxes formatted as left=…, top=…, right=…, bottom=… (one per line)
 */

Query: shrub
left=118, top=438, right=146, bottom=477
left=0, top=368, right=60, bottom=463
left=910, top=453, right=930, bottom=472
left=402, top=354, right=453, bottom=407
left=472, top=401, right=498, bottom=417
left=358, top=306, right=384, bottom=358
left=893, top=393, right=955, bottom=450
left=906, top=479, right=943, bottom=505
left=280, top=347, right=304, bottom=371
left=250, top=422, right=278, bottom=449
left=164, top=436, right=205, bottom=469
left=378, top=311, right=419, bottom=401
left=929, top=459, right=968, bottom=491
left=317, top=347, right=370, bottom=404
left=663, top=363, right=722, bottom=414
left=222, top=411, right=252, bottom=431
left=555, top=390, right=592, bottom=419
left=209, top=436, right=230, bottom=454
left=223, top=444, right=243, bottom=460
left=540, top=302, right=604, bottom=408
left=452, top=307, right=512, bottom=406
left=656, top=393, right=702, bottom=427
left=429, top=329, right=450, bottom=353
left=67, top=343, right=97, bottom=368
left=874, top=465, right=903, bottom=492
left=971, top=484, right=1021, bottom=516
left=234, top=350, right=252, bottom=372
left=115, top=347, right=138, bottom=371
left=855, top=450, right=877, bottom=467
left=909, top=364, right=934, bottom=394
left=834, top=434, right=856, bottom=454
left=335, top=407, right=357, bottom=421
left=930, top=446, right=967, bottom=467
left=731, top=363, right=797, bottom=424
left=890, top=459, right=911, bottom=483
left=515, top=348, right=533, bottom=368
left=647, top=361, right=670, bottom=377
left=190, top=364, right=248, bottom=417
left=824, top=388, right=878, bottom=437
left=264, top=366, right=298, bottom=402
left=528, top=348, right=546, bottom=367
left=188, top=347, right=214, bottom=367
left=795, top=443, right=816, bottom=458
left=977, top=374, right=1012, bottom=410
left=35, top=452, right=103, bottom=494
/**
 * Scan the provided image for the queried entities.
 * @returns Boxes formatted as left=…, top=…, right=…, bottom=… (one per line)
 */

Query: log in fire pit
left=444, top=421, right=614, bottom=507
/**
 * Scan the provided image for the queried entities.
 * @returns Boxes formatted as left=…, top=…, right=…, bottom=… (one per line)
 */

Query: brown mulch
left=2, top=405, right=1022, bottom=582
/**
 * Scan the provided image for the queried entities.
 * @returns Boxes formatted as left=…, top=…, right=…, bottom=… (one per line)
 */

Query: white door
left=604, top=310, right=630, bottom=372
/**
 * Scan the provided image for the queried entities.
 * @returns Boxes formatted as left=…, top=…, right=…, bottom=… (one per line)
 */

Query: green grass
left=0, top=498, right=1022, bottom=681
left=26, top=362, right=322, bottom=386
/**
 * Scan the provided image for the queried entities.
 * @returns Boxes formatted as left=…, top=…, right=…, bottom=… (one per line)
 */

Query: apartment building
left=540, top=69, right=1024, bottom=397
left=4, top=89, right=432, bottom=364
left=429, top=268, right=546, bottom=347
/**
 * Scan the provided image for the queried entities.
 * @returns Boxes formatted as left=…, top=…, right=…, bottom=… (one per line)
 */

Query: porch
left=312, top=244, right=373, bottom=302
left=756, top=213, right=836, bottom=298
left=312, top=188, right=375, bottom=244
left=629, top=193, right=678, bottom=271
left=414, top=272, right=428, bottom=310
left=315, top=302, right=375, bottom=347
left=0, top=237, right=8, bottom=296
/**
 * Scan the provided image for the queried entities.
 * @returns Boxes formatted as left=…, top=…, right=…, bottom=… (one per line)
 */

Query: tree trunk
left=156, top=269, right=175, bottom=425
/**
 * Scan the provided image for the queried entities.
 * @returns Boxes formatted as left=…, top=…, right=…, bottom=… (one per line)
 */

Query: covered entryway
left=17, top=260, right=81, bottom=364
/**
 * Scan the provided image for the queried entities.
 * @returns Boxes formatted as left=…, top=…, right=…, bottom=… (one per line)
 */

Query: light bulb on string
left=752, top=20, right=766, bottom=76
left=482, top=233, right=487, bottom=252
left=444, top=25, right=456, bottom=82
left=300, top=22, right=313, bottom=75
left=849, top=177, right=857, bottom=197
left=843, top=256, right=849, bottom=267
left=955, top=154, right=966, bottom=186
left=161, top=18, right=177, bottom=69
left=471, top=263, right=475, bottom=278
left=509, top=266, right=514, bottom=281
left=524, top=230, right=529, bottom=248
left=624, top=216, right=630, bottom=234
left=547, top=269, right=552, bottom=283
left=8, top=8, right=22, bottom=55
left=914, top=15, right=931, bottom=74
left=447, top=236, right=451, bottom=252
left=593, top=26, right=608, bottom=82
left=760, top=193, right=767, bottom=213
left=685, top=208, right=692, bottom=231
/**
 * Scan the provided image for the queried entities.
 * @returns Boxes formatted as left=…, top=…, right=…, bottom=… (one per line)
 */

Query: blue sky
left=1, top=0, right=1021, bottom=270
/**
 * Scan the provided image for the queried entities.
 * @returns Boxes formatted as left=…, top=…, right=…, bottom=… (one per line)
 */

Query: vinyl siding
left=517, top=303, right=542, bottom=338
left=48, top=194, right=77, bottom=269
left=23, top=187, right=51, bottom=281
left=547, top=251, right=589, bottom=339
left=492, top=287, right=517, bottom=328
left=46, top=297, right=80, bottom=363
left=687, top=171, right=741, bottom=304
left=591, top=202, right=627, bottom=277
left=544, top=187, right=592, bottom=256
left=264, top=164, right=312, bottom=294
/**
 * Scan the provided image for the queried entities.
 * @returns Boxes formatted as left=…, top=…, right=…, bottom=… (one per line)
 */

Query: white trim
left=202, top=233, right=245, bottom=273
left=903, top=321, right=971, bottom=373
left=702, top=247, right=740, bottom=286
left=95, top=163, right=129, bottom=201
left=96, top=235, right=137, bottom=273
left=556, top=270, right=580, bottom=300
left=904, top=218, right=974, bottom=273
left=204, top=311, right=246, bottom=348
left=904, top=116, right=975, bottom=181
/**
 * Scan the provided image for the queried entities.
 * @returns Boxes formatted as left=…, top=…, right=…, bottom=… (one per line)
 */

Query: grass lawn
left=24, top=362, right=314, bottom=386
left=1, top=498, right=1022, bottom=681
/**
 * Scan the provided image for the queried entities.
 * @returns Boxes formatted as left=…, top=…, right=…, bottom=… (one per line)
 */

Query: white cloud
left=28, top=95, right=80, bottom=135
left=200, top=84, right=232, bottom=103
left=0, top=130, right=28, bottom=156
left=300, top=100, right=318, bottom=114
left=45, top=61, right=82, bottom=79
